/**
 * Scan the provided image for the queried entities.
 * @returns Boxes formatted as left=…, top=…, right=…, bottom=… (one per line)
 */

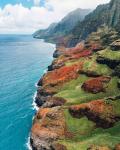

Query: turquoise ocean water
left=0, top=35, right=55, bottom=150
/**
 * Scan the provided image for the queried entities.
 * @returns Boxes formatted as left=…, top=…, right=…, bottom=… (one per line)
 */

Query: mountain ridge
left=33, top=8, right=91, bottom=42
left=67, top=0, right=120, bottom=47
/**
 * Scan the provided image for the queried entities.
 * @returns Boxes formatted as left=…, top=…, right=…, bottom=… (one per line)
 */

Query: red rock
left=70, top=50, right=92, bottom=59
left=115, top=144, right=120, bottom=150
left=31, top=107, right=66, bottom=149
left=69, top=99, right=116, bottom=128
left=53, top=143, right=67, bottom=150
left=65, top=42, right=85, bottom=55
left=90, top=43, right=104, bottom=52
left=82, top=76, right=111, bottom=94
left=41, top=63, right=83, bottom=87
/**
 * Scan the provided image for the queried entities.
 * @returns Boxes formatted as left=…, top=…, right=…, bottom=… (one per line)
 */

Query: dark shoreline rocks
left=30, top=106, right=66, bottom=150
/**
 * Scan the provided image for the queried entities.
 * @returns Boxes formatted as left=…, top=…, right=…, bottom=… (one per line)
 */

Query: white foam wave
left=26, top=135, right=32, bottom=150
left=43, top=69, right=47, bottom=74
left=35, top=82, right=38, bottom=87
left=32, top=91, right=39, bottom=111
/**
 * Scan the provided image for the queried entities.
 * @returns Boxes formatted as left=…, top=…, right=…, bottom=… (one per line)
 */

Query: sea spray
left=32, top=91, right=39, bottom=111
left=26, top=135, right=32, bottom=150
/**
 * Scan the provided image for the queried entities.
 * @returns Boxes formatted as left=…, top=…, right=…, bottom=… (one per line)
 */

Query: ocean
left=0, top=35, right=55, bottom=150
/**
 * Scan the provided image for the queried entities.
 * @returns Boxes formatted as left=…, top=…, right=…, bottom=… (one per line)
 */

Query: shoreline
left=28, top=42, right=56, bottom=150
left=29, top=29, right=120, bottom=150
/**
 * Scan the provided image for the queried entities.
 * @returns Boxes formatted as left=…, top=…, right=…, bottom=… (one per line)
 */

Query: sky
left=0, top=0, right=110, bottom=34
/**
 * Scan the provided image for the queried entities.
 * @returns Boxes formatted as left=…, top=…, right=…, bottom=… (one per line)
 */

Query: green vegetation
left=82, top=57, right=112, bottom=76
left=97, top=48, right=120, bottom=60
left=60, top=105, right=120, bottom=150
left=60, top=107, right=120, bottom=149
left=32, top=0, right=120, bottom=149
left=56, top=75, right=119, bottom=105
left=106, top=100, right=120, bottom=116
left=60, top=127, right=120, bottom=150
left=64, top=109, right=95, bottom=135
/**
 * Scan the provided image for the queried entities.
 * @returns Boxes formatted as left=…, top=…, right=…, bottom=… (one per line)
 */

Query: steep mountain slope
left=33, top=8, right=91, bottom=41
left=30, top=25, right=120, bottom=150
left=33, top=23, right=57, bottom=39
left=67, top=0, right=120, bottom=47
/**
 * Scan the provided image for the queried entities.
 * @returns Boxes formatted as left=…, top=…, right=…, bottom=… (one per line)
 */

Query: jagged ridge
left=33, top=8, right=91, bottom=43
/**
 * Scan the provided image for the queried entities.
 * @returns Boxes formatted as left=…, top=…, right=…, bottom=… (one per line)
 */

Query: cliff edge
left=30, top=25, right=120, bottom=150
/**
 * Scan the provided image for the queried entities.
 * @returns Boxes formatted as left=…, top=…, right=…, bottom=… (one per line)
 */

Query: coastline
left=28, top=42, right=56, bottom=150
left=29, top=28, right=120, bottom=150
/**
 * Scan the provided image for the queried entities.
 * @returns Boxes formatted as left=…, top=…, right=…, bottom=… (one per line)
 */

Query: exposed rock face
left=69, top=100, right=120, bottom=128
left=48, top=61, right=65, bottom=71
left=67, top=0, right=120, bottom=47
left=82, top=76, right=111, bottom=94
left=110, top=39, right=120, bottom=51
left=53, top=50, right=64, bottom=58
left=96, top=47, right=120, bottom=69
left=38, top=65, right=81, bottom=87
left=52, top=143, right=67, bottom=150
left=113, top=64, right=120, bottom=77
left=31, top=107, right=66, bottom=150
left=31, top=25, right=120, bottom=150
left=96, top=56, right=120, bottom=69
left=42, top=97, right=66, bottom=108
left=87, top=145, right=111, bottom=150
left=115, top=144, right=120, bottom=150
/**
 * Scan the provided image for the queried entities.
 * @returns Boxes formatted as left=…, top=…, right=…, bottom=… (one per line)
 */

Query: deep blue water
left=0, top=35, right=55, bottom=150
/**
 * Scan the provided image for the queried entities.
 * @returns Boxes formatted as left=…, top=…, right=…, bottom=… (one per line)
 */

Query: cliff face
left=30, top=26, right=120, bottom=150
left=67, top=0, right=120, bottom=47
left=33, top=0, right=120, bottom=47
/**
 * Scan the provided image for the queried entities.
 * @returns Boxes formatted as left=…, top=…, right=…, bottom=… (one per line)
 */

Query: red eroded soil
left=82, top=76, right=111, bottom=93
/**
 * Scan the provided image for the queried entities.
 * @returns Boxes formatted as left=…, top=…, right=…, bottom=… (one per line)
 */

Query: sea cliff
left=30, top=26, right=120, bottom=150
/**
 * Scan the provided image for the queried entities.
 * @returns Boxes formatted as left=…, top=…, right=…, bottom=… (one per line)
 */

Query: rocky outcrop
left=82, top=76, right=111, bottom=94
left=52, top=143, right=67, bottom=150
left=96, top=56, right=120, bottom=69
left=115, top=144, right=120, bottom=150
left=69, top=99, right=120, bottom=128
left=110, top=39, right=120, bottom=51
left=42, top=97, right=66, bottom=108
left=40, top=65, right=80, bottom=86
left=96, top=48, right=120, bottom=69
left=30, top=107, right=66, bottom=150
left=113, top=64, right=120, bottom=77
left=66, top=0, right=120, bottom=47
left=31, top=25, right=120, bottom=150
left=87, top=145, right=111, bottom=150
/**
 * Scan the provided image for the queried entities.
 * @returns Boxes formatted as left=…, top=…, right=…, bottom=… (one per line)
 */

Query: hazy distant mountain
left=33, top=8, right=91, bottom=41
left=33, top=23, right=57, bottom=39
